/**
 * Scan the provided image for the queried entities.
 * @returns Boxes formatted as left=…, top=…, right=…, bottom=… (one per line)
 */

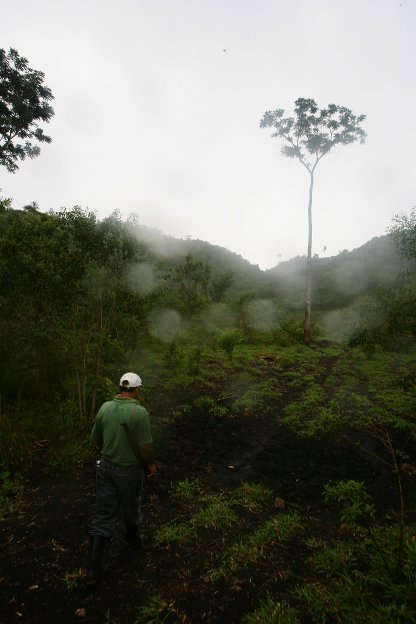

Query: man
left=87, top=372, right=156, bottom=585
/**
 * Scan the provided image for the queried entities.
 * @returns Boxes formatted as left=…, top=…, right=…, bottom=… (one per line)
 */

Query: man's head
left=119, top=372, right=142, bottom=397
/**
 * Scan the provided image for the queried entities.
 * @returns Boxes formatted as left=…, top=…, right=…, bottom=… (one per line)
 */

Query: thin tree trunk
left=385, top=432, right=406, bottom=580
left=90, top=295, right=116, bottom=420
left=70, top=309, right=91, bottom=421
left=303, top=171, right=314, bottom=345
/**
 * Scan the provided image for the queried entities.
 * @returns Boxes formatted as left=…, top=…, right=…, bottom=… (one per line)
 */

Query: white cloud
left=1, top=0, right=415, bottom=268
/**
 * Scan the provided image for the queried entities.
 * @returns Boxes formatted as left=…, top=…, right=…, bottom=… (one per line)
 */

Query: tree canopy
left=0, top=48, right=54, bottom=172
left=260, top=98, right=366, bottom=174
left=388, top=207, right=416, bottom=261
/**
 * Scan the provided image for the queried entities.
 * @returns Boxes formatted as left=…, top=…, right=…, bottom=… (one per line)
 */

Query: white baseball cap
left=119, top=372, right=142, bottom=388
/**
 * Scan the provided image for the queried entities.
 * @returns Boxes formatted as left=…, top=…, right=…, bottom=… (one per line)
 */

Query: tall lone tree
left=0, top=48, right=54, bottom=173
left=260, top=98, right=366, bottom=344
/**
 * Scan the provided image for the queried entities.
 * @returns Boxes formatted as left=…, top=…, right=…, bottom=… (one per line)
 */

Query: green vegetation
left=233, top=379, right=282, bottom=414
left=170, top=478, right=200, bottom=499
left=157, top=330, right=414, bottom=621
left=210, top=513, right=304, bottom=581
left=218, top=328, right=242, bottom=362
left=136, top=595, right=187, bottom=624
left=0, top=465, right=22, bottom=518
left=192, top=493, right=238, bottom=530
left=62, top=569, right=81, bottom=590
left=154, top=523, right=195, bottom=545
left=323, top=480, right=376, bottom=527
left=233, top=482, right=274, bottom=510
left=1, top=202, right=414, bottom=471
left=295, top=525, right=416, bottom=623
left=1, top=197, right=415, bottom=623
left=243, top=595, right=300, bottom=624
left=0, top=48, right=54, bottom=172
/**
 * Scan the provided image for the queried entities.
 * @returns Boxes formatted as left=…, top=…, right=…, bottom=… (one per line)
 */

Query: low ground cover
left=1, top=343, right=416, bottom=623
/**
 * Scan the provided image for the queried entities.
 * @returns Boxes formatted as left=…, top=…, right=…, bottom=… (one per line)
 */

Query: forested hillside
left=0, top=203, right=273, bottom=468
left=268, top=235, right=410, bottom=309
left=1, top=202, right=415, bottom=468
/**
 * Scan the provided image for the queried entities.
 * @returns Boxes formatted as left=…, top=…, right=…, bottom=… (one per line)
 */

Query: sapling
left=323, top=479, right=393, bottom=580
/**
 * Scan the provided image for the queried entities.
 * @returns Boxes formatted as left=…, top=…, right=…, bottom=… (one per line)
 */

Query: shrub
left=218, top=329, right=242, bottom=362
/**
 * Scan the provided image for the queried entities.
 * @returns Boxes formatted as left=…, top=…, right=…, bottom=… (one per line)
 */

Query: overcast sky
left=1, top=0, right=415, bottom=269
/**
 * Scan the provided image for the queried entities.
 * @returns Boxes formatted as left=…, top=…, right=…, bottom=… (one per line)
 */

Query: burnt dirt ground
left=1, top=352, right=416, bottom=624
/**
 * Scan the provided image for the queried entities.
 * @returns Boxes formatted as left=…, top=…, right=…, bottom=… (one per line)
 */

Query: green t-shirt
left=90, top=397, right=152, bottom=467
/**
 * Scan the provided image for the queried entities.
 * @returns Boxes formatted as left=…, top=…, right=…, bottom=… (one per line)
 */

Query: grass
left=0, top=467, right=23, bottom=519
left=294, top=532, right=416, bottom=624
left=154, top=523, right=195, bottom=545
left=279, top=345, right=416, bottom=444
left=62, top=569, right=82, bottom=589
left=135, top=595, right=188, bottom=624
left=192, top=493, right=238, bottom=530
left=233, top=481, right=274, bottom=510
left=170, top=478, right=200, bottom=499
left=243, top=595, right=300, bottom=624
left=282, top=383, right=342, bottom=437
left=210, top=513, right=304, bottom=581
left=233, top=379, right=282, bottom=414
left=291, top=484, right=416, bottom=624
left=156, top=482, right=273, bottom=546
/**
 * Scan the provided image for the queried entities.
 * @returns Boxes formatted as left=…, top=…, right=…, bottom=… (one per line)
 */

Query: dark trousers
left=89, top=459, right=144, bottom=538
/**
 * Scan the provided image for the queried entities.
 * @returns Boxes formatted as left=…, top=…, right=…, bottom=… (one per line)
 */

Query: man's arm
left=139, top=442, right=156, bottom=478
left=90, top=416, right=103, bottom=448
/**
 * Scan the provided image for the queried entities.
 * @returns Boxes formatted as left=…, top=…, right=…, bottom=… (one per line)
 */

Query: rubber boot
left=125, top=525, right=144, bottom=551
left=87, top=535, right=107, bottom=586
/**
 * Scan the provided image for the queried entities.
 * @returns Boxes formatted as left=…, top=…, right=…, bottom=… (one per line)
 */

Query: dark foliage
left=0, top=48, right=54, bottom=172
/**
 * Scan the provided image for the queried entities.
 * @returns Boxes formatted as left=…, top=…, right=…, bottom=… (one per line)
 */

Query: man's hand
left=146, top=463, right=157, bottom=479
